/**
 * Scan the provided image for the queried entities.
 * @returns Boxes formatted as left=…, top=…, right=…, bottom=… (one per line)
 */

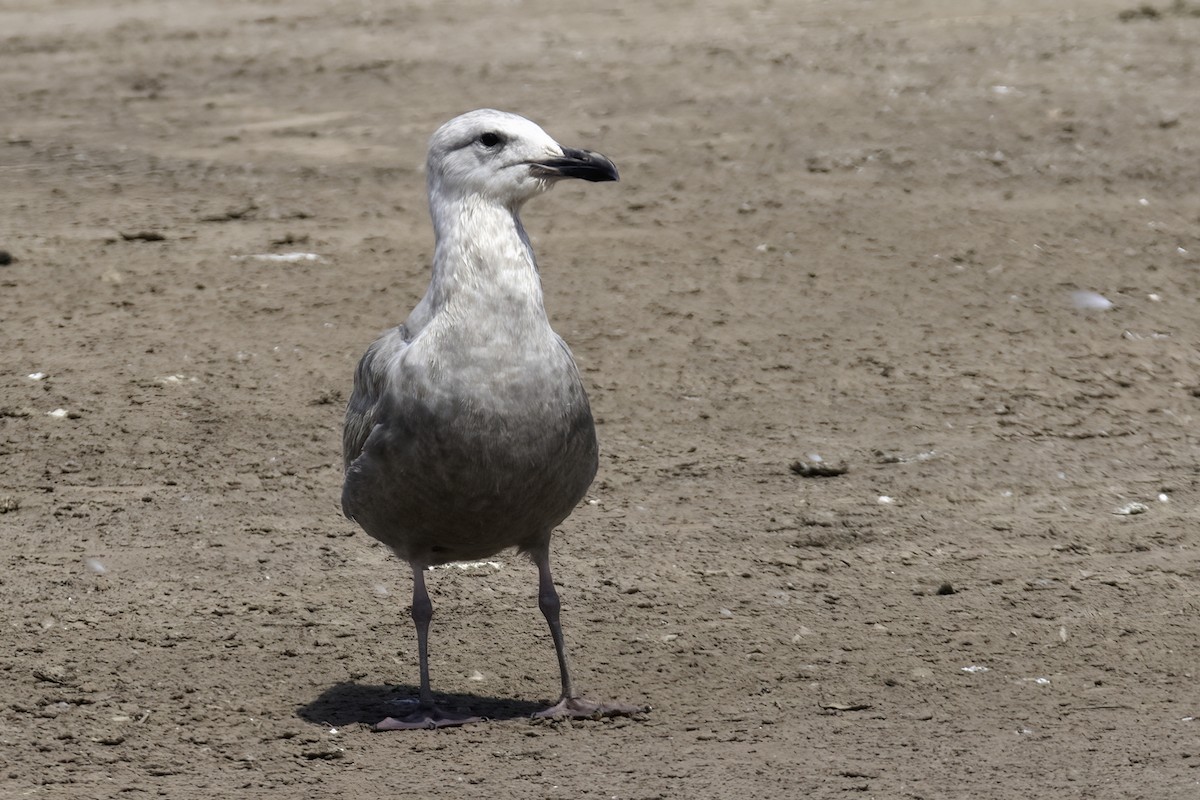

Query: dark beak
left=529, top=147, right=619, bottom=182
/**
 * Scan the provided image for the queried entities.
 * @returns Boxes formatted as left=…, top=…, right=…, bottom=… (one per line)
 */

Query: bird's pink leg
left=375, top=566, right=480, bottom=731
left=531, top=548, right=646, bottom=721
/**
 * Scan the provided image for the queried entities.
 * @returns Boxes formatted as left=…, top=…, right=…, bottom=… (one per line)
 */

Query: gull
left=341, top=109, right=643, bottom=730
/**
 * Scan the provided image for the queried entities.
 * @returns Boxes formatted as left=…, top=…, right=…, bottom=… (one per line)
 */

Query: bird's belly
left=344, top=371, right=598, bottom=565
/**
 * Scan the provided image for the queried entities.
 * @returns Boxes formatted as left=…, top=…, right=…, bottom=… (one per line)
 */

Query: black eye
left=479, top=132, right=502, bottom=148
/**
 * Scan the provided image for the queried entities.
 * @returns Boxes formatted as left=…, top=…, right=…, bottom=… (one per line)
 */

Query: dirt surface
left=3, top=0, right=1200, bottom=797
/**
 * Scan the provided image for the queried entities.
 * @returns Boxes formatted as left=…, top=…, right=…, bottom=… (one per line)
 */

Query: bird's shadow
left=297, top=682, right=546, bottom=728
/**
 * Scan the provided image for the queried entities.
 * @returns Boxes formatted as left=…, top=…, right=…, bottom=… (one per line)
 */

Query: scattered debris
left=877, top=449, right=936, bottom=464
left=1070, top=290, right=1113, bottom=310
left=232, top=252, right=322, bottom=263
left=788, top=457, right=848, bottom=477
left=430, top=560, right=502, bottom=571
left=819, top=701, right=872, bottom=712
left=838, top=769, right=879, bottom=779
left=155, top=374, right=202, bottom=386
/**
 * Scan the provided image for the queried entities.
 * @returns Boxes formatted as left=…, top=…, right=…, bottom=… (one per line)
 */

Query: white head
left=425, top=109, right=618, bottom=209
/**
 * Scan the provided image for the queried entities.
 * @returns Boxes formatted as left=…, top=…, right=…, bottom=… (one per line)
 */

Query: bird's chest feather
left=387, top=327, right=593, bottom=470
left=350, top=328, right=597, bottom=555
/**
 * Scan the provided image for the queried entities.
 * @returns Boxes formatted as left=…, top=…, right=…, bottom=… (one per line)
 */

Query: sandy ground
left=2, top=0, right=1200, bottom=797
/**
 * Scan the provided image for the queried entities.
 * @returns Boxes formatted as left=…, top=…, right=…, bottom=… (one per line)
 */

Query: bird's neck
left=423, top=194, right=547, bottom=322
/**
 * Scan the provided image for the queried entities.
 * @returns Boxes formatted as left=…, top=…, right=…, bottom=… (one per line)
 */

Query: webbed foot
left=533, top=696, right=647, bottom=721
left=374, top=706, right=481, bottom=731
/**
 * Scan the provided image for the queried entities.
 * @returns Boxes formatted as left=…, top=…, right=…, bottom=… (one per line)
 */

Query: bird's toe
left=533, top=696, right=648, bottom=722
left=374, top=707, right=482, bottom=731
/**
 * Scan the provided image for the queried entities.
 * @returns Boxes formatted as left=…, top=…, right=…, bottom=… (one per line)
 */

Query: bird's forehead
left=431, top=109, right=556, bottom=151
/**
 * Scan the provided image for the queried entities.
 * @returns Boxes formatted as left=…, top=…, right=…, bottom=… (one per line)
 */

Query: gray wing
left=342, top=323, right=410, bottom=475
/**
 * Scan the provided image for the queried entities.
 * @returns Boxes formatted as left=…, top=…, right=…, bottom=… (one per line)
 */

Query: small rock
left=301, top=747, right=344, bottom=760
left=788, top=459, right=849, bottom=478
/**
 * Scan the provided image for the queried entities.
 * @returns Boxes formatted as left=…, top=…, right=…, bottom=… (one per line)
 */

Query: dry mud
left=2, top=1, right=1199, bottom=798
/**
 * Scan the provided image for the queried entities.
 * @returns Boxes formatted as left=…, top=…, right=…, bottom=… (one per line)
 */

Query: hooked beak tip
left=530, top=147, right=619, bottom=183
